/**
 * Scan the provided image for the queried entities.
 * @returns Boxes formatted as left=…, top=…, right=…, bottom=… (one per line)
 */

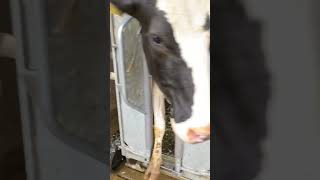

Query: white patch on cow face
left=156, top=0, right=210, bottom=143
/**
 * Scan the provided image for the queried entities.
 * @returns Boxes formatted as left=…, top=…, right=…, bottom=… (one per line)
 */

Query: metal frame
left=111, top=14, right=153, bottom=163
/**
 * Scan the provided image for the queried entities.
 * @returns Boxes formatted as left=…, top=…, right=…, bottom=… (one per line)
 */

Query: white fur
left=156, top=0, right=210, bottom=142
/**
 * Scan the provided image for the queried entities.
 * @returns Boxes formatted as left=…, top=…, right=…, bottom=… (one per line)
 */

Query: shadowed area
left=0, top=58, right=27, bottom=180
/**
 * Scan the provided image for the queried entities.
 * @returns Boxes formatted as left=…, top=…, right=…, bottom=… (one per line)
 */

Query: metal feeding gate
left=110, top=13, right=210, bottom=180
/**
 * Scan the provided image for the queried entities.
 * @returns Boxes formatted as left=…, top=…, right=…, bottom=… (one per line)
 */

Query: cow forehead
left=156, top=0, right=210, bottom=33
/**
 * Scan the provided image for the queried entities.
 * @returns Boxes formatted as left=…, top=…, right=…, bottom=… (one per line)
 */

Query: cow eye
left=152, top=35, right=162, bottom=44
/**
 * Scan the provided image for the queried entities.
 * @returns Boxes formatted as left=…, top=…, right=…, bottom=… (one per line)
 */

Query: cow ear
left=110, top=0, right=139, bottom=17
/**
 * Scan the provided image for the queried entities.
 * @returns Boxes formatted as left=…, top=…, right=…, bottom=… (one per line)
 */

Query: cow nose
left=187, top=125, right=210, bottom=144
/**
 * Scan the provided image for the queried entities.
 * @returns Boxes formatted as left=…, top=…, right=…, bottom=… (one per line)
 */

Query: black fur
left=213, top=0, right=271, bottom=180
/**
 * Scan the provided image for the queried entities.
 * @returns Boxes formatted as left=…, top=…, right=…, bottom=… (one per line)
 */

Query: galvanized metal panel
left=182, top=141, right=210, bottom=174
left=120, top=99, right=147, bottom=155
left=112, top=14, right=153, bottom=163
left=122, top=19, right=145, bottom=112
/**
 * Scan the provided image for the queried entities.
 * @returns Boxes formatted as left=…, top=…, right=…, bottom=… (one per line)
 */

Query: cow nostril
left=187, top=127, right=210, bottom=143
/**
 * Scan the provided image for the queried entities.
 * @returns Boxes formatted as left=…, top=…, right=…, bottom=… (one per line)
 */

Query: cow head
left=111, top=0, right=210, bottom=144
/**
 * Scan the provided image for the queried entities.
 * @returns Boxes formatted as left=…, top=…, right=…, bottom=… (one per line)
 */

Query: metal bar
left=116, top=16, right=131, bottom=101
left=110, top=14, right=125, bottom=159
left=143, top=57, right=153, bottom=159
left=174, top=136, right=184, bottom=174
left=181, top=166, right=210, bottom=177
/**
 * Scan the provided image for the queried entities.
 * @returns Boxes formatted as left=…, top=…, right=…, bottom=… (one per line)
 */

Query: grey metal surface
left=182, top=141, right=210, bottom=176
left=120, top=100, right=148, bottom=156
left=122, top=19, right=145, bottom=112
left=112, top=14, right=152, bottom=163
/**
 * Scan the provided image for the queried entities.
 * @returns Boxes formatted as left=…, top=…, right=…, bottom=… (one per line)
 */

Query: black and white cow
left=111, top=0, right=210, bottom=179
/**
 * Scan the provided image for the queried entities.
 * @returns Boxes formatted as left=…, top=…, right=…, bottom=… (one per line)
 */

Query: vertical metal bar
left=116, top=16, right=131, bottom=101
left=110, top=14, right=126, bottom=155
left=115, top=15, right=130, bottom=153
left=143, top=56, right=153, bottom=160
left=174, top=136, right=184, bottom=174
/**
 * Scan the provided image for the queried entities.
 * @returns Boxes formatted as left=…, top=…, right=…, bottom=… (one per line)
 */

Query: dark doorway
left=0, top=58, right=26, bottom=180
left=0, top=1, right=27, bottom=180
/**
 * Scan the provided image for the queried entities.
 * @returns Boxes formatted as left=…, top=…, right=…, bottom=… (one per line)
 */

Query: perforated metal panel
left=111, top=14, right=153, bottom=164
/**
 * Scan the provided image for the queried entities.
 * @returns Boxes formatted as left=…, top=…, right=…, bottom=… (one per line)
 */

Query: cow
left=111, top=0, right=210, bottom=179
